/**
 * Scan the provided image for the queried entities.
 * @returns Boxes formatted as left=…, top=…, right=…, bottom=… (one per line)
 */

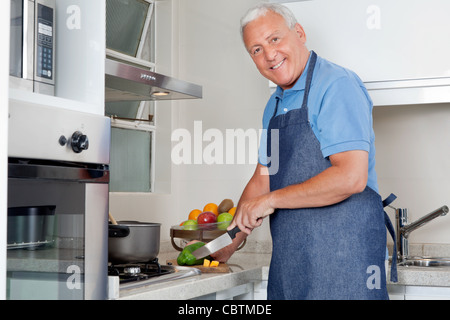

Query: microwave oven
left=9, top=0, right=55, bottom=95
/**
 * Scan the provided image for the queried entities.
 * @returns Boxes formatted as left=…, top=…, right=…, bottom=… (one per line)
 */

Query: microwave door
left=23, top=0, right=35, bottom=81
left=9, top=0, right=23, bottom=78
left=9, top=0, right=35, bottom=91
left=9, top=0, right=55, bottom=95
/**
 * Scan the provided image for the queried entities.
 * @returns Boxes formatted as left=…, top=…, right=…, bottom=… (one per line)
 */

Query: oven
left=7, top=101, right=110, bottom=300
left=9, top=0, right=55, bottom=95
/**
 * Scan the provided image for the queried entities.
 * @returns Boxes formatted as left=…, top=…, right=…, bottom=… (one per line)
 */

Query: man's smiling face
left=243, top=10, right=310, bottom=90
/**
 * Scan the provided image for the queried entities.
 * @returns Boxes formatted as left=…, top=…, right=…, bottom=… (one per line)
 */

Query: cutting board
left=167, top=259, right=230, bottom=273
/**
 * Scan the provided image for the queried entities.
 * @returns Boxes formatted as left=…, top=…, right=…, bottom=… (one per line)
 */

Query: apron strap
left=382, top=193, right=397, bottom=207
left=271, top=51, right=318, bottom=120
left=302, top=51, right=317, bottom=109
left=383, top=193, right=398, bottom=282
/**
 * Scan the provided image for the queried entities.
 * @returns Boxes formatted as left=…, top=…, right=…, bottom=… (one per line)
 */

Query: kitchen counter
left=389, top=265, right=450, bottom=287
left=117, top=241, right=450, bottom=300
left=7, top=241, right=450, bottom=299
left=388, top=243, right=450, bottom=287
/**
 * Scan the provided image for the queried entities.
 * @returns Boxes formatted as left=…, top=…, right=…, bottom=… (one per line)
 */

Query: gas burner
left=123, top=266, right=141, bottom=275
left=108, top=258, right=175, bottom=284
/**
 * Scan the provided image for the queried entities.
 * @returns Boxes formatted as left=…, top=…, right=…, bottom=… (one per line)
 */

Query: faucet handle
left=396, top=208, right=408, bottom=226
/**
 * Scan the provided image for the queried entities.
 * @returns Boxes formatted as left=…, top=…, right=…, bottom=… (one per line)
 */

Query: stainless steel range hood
left=105, top=58, right=202, bottom=102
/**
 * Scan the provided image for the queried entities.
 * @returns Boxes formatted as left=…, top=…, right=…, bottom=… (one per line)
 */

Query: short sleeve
left=315, top=76, right=373, bottom=158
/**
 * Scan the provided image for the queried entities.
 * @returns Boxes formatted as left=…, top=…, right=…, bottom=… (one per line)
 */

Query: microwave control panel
left=36, top=3, right=54, bottom=82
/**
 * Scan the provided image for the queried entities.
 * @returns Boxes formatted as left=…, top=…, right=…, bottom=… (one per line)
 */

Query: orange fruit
left=188, top=209, right=202, bottom=221
left=228, top=207, right=237, bottom=216
left=203, top=203, right=219, bottom=216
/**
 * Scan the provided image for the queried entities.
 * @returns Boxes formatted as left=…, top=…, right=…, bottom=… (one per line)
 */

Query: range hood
left=105, top=58, right=202, bottom=102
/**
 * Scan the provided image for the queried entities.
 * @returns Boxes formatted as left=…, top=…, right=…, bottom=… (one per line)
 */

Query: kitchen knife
left=192, top=226, right=241, bottom=259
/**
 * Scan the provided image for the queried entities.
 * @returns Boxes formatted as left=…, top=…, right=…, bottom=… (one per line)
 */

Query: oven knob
left=71, top=131, right=89, bottom=153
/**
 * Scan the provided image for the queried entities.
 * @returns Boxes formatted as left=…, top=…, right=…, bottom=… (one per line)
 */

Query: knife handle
left=227, top=226, right=240, bottom=239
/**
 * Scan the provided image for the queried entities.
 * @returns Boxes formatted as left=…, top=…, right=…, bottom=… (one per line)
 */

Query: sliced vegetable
left=203, top=259, right=211, bottom=267
left=210, top=260, right=220, bottom=267
left=177, top=242, right=208, bottom=266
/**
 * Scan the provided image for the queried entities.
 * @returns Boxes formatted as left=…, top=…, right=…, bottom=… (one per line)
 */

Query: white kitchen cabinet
left=388, top=285, right=450, bottom=300
left=253, top=280, right=268, bottom=300
left=8, top=0, right=106, bottom=157
left=55, top=0, right=105, bottom=114
left=9, top=0, right=105, bottom=115
left=192, top=282, right=256, bottom=300
left=190, top=280, right=268, bottom=300
left=279, top=0, right=450, bottom=106
left=387, top=284, right=406, bottom=300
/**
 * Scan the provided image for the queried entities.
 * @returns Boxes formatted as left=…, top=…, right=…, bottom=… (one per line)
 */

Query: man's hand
left=210, top=231, right=248, bottom=262
left=227, top=194, right=274, bottom=235
left=209, top=164, right=271, bottom=261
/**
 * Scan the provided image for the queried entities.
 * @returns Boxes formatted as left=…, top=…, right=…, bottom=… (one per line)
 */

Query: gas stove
left=108, top=259, right=174, bottom=284
left=107, top=258, right=201, bottom=298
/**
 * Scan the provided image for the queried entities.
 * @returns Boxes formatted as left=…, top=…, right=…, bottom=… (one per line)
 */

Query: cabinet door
left=56, top=0, right=105, bottom=111
left=387, top=284, right=405, bottom=300
left=285, top=0, right=450, bottom=83
left=405, top=286, right=450, bottom=300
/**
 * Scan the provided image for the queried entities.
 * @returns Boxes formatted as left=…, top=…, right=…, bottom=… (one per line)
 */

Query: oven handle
left=8, top=162, right=109, bottom=183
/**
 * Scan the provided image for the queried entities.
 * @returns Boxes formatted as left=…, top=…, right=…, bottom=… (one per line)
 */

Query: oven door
left=7, top=159, right=109, bottom=300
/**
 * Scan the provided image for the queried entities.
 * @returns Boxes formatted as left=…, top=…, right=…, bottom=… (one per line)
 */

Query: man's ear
left=294, top=23, right=307, bottom=43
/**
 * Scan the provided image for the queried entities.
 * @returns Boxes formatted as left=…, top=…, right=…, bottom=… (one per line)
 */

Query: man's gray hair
left=240, top=3, right=298, bottom=39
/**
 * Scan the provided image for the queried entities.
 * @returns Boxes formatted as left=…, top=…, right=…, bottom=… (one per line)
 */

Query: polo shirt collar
left=274, top=51, right=313, bottom=100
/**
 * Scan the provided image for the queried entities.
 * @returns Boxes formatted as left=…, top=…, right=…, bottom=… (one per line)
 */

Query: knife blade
left=192, top=226, right=241, bottom=259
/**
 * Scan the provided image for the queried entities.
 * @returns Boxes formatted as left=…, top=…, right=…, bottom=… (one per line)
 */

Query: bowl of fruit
left=170, top=199, right=245, bottom=251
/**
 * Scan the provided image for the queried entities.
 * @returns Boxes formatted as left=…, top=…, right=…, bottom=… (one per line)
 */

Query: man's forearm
left=268, top=150, right=369, bottom=210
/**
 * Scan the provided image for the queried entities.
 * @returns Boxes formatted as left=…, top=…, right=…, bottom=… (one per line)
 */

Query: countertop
left=8, top=241, right=450, bottom=299
left=389, top=265, right=450, bottom=287
left=117, top=242, right=450, bottom=300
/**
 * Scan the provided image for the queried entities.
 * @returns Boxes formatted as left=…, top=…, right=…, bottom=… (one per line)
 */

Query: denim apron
left=266, top=51, right=397, bottom=300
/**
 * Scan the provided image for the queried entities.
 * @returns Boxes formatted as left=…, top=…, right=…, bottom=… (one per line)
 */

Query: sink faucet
left=394, top=205, right=449, bottom=262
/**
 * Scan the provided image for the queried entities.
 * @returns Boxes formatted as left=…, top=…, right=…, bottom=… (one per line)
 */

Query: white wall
left=374, top=103, right=450, bottom=244
left=109, top=0, right=271, bottom=242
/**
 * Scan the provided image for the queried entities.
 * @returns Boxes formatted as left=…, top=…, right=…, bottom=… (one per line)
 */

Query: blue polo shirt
left=259, top=52, right=379, bottom=192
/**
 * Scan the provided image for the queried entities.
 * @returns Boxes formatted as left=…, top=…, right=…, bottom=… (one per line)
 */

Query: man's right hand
left=210, top=231, right=247, bottom=262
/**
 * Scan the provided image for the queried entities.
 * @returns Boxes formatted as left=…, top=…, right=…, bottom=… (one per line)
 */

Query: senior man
left=211, top=3, right=397, bottom=300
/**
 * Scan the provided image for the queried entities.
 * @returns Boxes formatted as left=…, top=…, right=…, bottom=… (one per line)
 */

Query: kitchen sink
left=398, top=257, right=450, bottom=268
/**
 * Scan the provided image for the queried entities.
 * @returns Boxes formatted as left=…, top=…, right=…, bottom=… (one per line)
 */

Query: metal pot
left=108, top=221, right=161, bottom=264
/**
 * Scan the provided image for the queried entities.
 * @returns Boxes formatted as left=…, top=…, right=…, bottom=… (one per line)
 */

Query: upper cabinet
left=279, top=0, right=450, bottom=106
left=55, top=0, right=105, bottom=111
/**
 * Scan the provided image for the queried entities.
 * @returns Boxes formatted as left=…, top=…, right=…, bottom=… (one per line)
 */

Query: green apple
left=182, top=219, right=198, bottom=230
left=217, top=212, right=233, bottom=230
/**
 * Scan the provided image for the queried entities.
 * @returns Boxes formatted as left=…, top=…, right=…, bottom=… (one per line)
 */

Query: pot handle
left=108, top=224, right=130, bottom=238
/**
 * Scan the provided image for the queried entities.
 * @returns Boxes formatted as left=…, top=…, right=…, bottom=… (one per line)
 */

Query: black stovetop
left=108, top=258, right=175, bottom=284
